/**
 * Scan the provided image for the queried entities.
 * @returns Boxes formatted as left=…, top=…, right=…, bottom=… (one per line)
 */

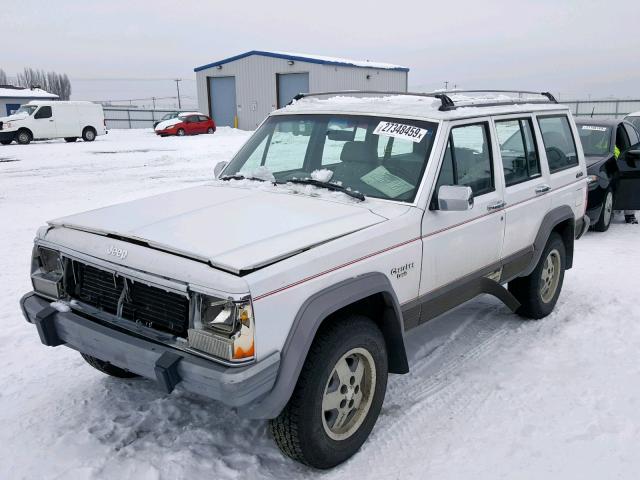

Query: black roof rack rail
left=290, top=90, right=558, bottom=112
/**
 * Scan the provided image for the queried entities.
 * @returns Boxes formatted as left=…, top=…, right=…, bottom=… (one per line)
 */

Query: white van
left=0, top=101, right=107, bottom=145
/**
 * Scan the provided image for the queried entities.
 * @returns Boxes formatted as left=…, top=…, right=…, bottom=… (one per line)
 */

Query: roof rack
left=290, top=90, right=558, bottom=111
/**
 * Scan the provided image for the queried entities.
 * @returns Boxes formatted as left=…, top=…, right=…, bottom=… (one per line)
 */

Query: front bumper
left=0, top=130, right=16, bottom=142
left=20, top=292, right=280, bottom=409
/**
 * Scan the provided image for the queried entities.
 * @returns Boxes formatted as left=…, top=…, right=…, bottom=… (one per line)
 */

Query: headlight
left=5, top=122, right=12, bottom=129
left=188, top=295, right=255, bottom=362
left=31, top=246, right=65, bottom=299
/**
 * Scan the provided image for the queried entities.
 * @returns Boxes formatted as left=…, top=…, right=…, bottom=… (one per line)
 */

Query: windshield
left=14, top=105, right=38, bottom=116
left=625, top=116, right=640, bottom=133
left=161, top=112, right=178, bottom=120
left=224, top=114, right=438, bottom=202
left=577, top=124, right=612, bottom=156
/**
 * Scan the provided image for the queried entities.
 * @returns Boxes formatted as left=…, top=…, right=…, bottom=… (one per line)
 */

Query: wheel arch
left=523, top=205, right=575, bottom=277
left=17, top=127, right=33, bottom=138
left=245, top=272, right=408, bottom=419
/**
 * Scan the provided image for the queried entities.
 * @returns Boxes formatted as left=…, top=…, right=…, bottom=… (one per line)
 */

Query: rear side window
left=495, top=118, right=541, bottom=186
left=537, top=115, right=578, bottom=173
left=34, top=106, right=52, bottom=119
left=435, top=123, right=494, bottom=197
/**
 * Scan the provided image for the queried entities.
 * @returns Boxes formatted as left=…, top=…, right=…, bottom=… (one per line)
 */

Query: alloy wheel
left=321, top=347, right=376, bottom=441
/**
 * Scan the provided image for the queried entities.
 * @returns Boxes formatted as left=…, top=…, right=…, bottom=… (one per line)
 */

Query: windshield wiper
left=285, top=178, right=365, bottom=201
left=220, top=174, right=266, bottom=182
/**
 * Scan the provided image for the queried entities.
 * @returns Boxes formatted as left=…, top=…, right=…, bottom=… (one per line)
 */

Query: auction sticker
left=374, top=121, right=428, bottom=143
left=581, top=125, right=608, bottom=132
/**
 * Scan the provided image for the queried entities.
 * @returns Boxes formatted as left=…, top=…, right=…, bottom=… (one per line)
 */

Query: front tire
left=16, top=129, right=32, bottom=145
left=177, top=128, right=185, bottom=136
left=270, top=315, right=388, bottom=469
left=592, top=187, right=613, bottom=232
left=82, top=127, right=96, bottom=142
left=80, top=353, right=139, bottom=378
left=509, top=232, right=566, bottom=319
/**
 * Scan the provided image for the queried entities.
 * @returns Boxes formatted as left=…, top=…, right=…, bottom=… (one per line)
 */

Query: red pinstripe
left=253, top=177, right=586, bottom=301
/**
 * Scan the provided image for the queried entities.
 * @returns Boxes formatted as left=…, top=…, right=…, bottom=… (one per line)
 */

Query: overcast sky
left=3, top=0, right=639, bottom=102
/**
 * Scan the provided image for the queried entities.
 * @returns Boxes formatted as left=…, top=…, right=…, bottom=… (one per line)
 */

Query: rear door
left=493, top=115, right=551, bottom=259
left=536, top=113, right=585, bottom=218
left=614, top=123, right=640, bottom=210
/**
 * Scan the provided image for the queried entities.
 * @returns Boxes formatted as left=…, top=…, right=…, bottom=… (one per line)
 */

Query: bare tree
left=0, top=69, right=7, bottom=85
left=16, top=67, right=71, bottom=100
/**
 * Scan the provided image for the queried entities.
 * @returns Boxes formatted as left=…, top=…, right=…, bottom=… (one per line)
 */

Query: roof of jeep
left=275, top=93, right=570, bottom=122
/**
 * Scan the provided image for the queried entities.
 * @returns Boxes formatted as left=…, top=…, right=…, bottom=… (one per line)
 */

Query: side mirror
left=214, top=161, right=228, bottom=179
left=438, top=185, right=474, bottom=211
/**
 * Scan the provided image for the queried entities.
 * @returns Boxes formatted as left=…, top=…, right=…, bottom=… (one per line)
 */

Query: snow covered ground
left=1, top=129, right=639, bottom=479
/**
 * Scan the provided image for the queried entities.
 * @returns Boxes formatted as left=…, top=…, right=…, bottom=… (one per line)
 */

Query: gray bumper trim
left=20, top=292, right=280, bottom=411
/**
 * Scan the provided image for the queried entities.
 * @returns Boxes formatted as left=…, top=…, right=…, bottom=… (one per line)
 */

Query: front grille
left=66, top=261, right=190, bottom=337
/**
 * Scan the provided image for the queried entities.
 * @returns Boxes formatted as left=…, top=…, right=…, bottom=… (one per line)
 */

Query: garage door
left=277, top=73, right=309, bottom=108
left=209, top=77, right=237, bottom=127
left=6, top=103, right=21, bottom=116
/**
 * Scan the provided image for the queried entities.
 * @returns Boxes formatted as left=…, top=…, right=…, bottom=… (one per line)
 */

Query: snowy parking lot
left=1, top=129, right=639, bottom=479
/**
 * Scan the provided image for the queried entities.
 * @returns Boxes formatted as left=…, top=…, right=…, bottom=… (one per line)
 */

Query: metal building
left=194, top=51, right=409, bottom=130
left=0, top=85, right=58, bottom=116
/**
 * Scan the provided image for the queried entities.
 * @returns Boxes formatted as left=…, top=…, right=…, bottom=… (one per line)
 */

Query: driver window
left=434, top=123, right=494, bottom=197
left=34, top=106, right=52, bottom=119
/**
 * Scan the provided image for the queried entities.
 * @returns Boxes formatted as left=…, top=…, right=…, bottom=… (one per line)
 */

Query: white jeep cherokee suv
left=21, top=90, right=589, bottom=468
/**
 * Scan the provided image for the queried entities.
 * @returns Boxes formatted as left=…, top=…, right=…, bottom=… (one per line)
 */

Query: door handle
left=535, top=184, right=551, bottom=194
left=487, top=201, right=506, bottom=211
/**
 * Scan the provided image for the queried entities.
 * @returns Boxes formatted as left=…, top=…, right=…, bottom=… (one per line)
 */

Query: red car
left=155, top=112, right=216, bottom=137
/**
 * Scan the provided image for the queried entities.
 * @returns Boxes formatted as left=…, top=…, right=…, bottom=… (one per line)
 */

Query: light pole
left=174, top=79, right=182, bottom=109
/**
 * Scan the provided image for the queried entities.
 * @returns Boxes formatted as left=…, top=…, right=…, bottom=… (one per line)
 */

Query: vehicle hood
left=0, top=112, right=28, bottom=123
left=48, top=184, right=388, bottom=274
left=155, top=118, right=183, bottom=131
left=586, top=154, right=610, bottom=168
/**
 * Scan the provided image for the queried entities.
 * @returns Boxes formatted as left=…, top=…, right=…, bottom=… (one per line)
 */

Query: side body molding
left=523, top=205, right=575, bottom=277
left=246, top=272, right=408, bottom=419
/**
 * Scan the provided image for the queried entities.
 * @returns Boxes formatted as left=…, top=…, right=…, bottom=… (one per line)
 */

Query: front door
left=32, top=105, right=56, bottom=139
left=277, top=73, right=309, bottom=108
left=209, top=76, right=237, bottom=127
left=420, top=119, right=505, bottom=298
left=613, top=143, right=640, bottom=210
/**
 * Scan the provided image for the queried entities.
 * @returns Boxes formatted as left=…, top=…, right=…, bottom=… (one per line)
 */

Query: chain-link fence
left=103, top=107, right=198, bottom=129
left=565, top=99, right=640, bottom=119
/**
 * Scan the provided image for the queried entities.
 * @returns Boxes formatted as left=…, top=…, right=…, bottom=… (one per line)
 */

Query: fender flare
left=245, top=272, right=408, bottom=419
left=522, top=205, right=575, bottom=277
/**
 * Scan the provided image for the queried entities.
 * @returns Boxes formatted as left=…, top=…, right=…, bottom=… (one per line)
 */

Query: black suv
left=575, top=118, right=640, bottom=231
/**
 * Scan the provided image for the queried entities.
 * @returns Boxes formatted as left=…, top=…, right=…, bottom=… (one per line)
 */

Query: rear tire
left=592, top=187, right=613, bottom=232
left=80, top=353, right=139, bottom=378
left=207, top=127, right=215, bottom=134
left=509, top=232, right=566, bottom=319
left=82, top=127, right=96, bottom=142
left=64, top=137, right=78, bottom=143
left=270, top=315, right=388, bottom=469
left=16, top=129, right=32, bottom=145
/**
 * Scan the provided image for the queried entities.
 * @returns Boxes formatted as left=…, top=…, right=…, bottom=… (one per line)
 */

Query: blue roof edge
left=194, top=50, right=410, bottom=72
